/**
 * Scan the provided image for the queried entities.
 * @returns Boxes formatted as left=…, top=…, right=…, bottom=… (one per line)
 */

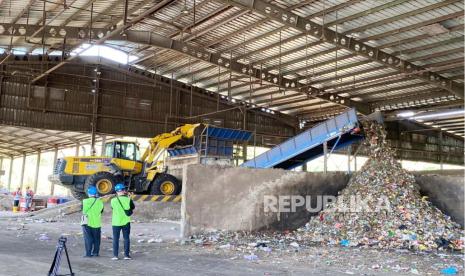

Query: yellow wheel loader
left=49, top=124, right=204, bottom=199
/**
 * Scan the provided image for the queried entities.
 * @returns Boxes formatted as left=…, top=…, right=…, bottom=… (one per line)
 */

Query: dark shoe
left=92, top=254, right=99, bottom=257
left=83, top=255, right=92, bottom=258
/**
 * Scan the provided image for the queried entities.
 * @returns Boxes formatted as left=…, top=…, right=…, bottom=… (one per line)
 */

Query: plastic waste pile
left=300, top=121, right=464, bottom=251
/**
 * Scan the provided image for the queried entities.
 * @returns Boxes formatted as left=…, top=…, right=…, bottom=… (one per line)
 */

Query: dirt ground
left=0, top=213, right=463, bottom=276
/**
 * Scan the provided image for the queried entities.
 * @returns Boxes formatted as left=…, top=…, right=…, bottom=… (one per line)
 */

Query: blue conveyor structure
left=241, top=108, right=363, bottom=170
left=167, top=125, right=252, bottom=158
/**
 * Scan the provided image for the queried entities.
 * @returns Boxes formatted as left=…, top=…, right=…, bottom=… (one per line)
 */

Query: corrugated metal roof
left=0, top=0, right=462, bottom=136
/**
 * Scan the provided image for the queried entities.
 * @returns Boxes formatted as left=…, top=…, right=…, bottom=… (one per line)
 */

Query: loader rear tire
left=150, top=174, right=181, bottom=195
left=85, top=171, right=122, bottom=197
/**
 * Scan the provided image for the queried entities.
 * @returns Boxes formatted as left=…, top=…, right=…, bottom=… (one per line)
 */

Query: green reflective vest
left=82, top=197, right=104, bottom=228
left=111, top=196, right=131, bottom=226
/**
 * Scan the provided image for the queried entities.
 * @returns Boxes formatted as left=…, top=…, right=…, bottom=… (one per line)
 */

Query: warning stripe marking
left=98, top=194, right=181, bottom=203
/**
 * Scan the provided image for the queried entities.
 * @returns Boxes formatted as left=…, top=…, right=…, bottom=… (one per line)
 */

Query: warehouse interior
left=0, top=0, right=464, bottom=275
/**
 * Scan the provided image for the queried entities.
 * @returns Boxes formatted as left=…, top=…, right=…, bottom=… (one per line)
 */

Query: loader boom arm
left=140, top=124, right=202, bottom=172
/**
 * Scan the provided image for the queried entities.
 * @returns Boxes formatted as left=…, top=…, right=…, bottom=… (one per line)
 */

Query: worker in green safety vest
left=111, top=183, right=135, bottom=260
left=81, top=186, right=104, bottom=257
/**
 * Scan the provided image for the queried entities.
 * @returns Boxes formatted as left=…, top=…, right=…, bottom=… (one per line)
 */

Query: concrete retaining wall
left=181, top=166, right=464, bottom=236
left=181, top=165, right=349, bottom=237
left=414, top=171, right=464, bottom=227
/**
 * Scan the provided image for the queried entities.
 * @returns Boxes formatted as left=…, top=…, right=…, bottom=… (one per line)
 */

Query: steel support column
left=0, top=157, right=3, bottom=186
left=354, top=154, right=357, bottom=172
left=347, top=145, right=351, bottom=174
left=100, top=135, right=107, bottom=156
left=33, top=151, right=41, bottom=193
left=439, top=131, right=443, bottom=170
left=323, top=141, right=328, bottom=174
left=19, top=154, right=26, bottom=190
left=90, top=65, right=100, bottom=156
left=51, top=148, right=58, bottom=196
left=7, top=157, right=13, bottom=190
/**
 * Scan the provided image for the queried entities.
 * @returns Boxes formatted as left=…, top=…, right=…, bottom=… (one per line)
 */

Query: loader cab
left=104, top=141, right=141, bottom=161
left=104, top=141, right=143, bottom=174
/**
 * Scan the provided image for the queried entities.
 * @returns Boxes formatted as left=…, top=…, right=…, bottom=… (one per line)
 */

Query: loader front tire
left=150, top=174, right=181, bottom=195
left=85, top=171, right=121, bottom=197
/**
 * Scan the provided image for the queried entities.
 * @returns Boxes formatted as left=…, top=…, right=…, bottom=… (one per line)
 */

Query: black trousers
left=82, top=225, right=101, bottom=257
left=112, top=223, right=131, bottom=257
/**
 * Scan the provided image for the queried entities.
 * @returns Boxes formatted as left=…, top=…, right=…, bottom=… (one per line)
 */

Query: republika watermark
left=264, top=194, right=391, bottom=213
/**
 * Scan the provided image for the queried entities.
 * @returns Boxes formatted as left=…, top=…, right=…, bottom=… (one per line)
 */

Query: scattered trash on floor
left=148, top=238, right=163, bottom=243
left=244, top=253, right=258, bottom=261
left=38, top=233, right=51, bottom=241
left=441, top=266, right=458, bottom=275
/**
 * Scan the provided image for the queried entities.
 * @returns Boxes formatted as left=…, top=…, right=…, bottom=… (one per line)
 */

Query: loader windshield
left=104, top=141, right=140, bottom=161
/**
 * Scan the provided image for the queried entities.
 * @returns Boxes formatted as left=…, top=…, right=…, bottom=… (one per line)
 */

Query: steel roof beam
left=267, top=97, right=317, bottom=108
left=425, top=117, right=465, bottom=124
left=28, top=0, right=176, bottom=83
left=0, top=23, right=109, bottom=41
left=265, top=44, right=338, bottom=72
left=242, top=88, right=292, bottom=100
left=382, top=101, right=463, bottom=113
left=304, top=0, right=361, bottom=19
left=379, top=24, right=464, bottom=50
left=219, top=64, right=394, bottom=106
left=286, top=35, right=462, bottom=85
left=437, top=122, right=465, bottom=128
left=425, top=58, right=464, bottom=69
left=176, top=64, right=216, bottom=80
left=328, top=77, right=419, bottom=96
left=408, top=48, right=464, bottom=63
left=204, top=75, right=247, bottom=90
left=255, top=94, right=306, bottom=105
left=302, top=62, right=383, bottom=86
left=119, top=30, right=369, bottom=113
left=313, top=69, right=397, bottom=90
left=341, top=0, right=461, bottom=35
left=233, top=84, right=277, bottom=97
left=360, top=11, right=464, bottom=42
left=370, top=90, right=454, bottom=106
left=286, top=0, right=319, bottom=11
left=291, top=54, right=358, bottom=79
left=328, top=0, right=410, bottom=27
left=296, top=106, right=347, bottom=119
left=0, top=145, right=27, bottom=155
left=223, top=0, right=463, bottom=99
left=392, top=37, right=464, bottom=56
left=207, top=17, right=270, bottom=49
left=357, top=83, right=436, bottom=99
left=443, top=126, right=464, bottom=131
left=0, top=138, right=41, bottom=151
left=277, top=100, right=329, bottom=112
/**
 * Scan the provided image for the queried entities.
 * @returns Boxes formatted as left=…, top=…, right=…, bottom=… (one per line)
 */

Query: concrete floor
left=0, top=217, right=463, bottom=276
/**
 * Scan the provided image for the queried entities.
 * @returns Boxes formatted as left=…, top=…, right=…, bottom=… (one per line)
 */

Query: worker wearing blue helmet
left=81, top=185, right=104, bottom=257
left=111, top=183, right=135, bottom=260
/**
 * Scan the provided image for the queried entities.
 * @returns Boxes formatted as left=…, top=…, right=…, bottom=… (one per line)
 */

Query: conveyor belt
left=241, top=108, right=363, bottom=169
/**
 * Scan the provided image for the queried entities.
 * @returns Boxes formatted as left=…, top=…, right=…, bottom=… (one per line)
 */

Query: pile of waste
left=300, top=122, right=464, bottom=251
left=191, top=122, right=463, bottom=253
left=0, top=194, right=13, bottom=211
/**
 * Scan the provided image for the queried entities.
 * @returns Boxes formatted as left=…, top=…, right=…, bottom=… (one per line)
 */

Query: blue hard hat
left=87, top=186, right=98, bottom=196
left=115, top=183, right=126, bottom=192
